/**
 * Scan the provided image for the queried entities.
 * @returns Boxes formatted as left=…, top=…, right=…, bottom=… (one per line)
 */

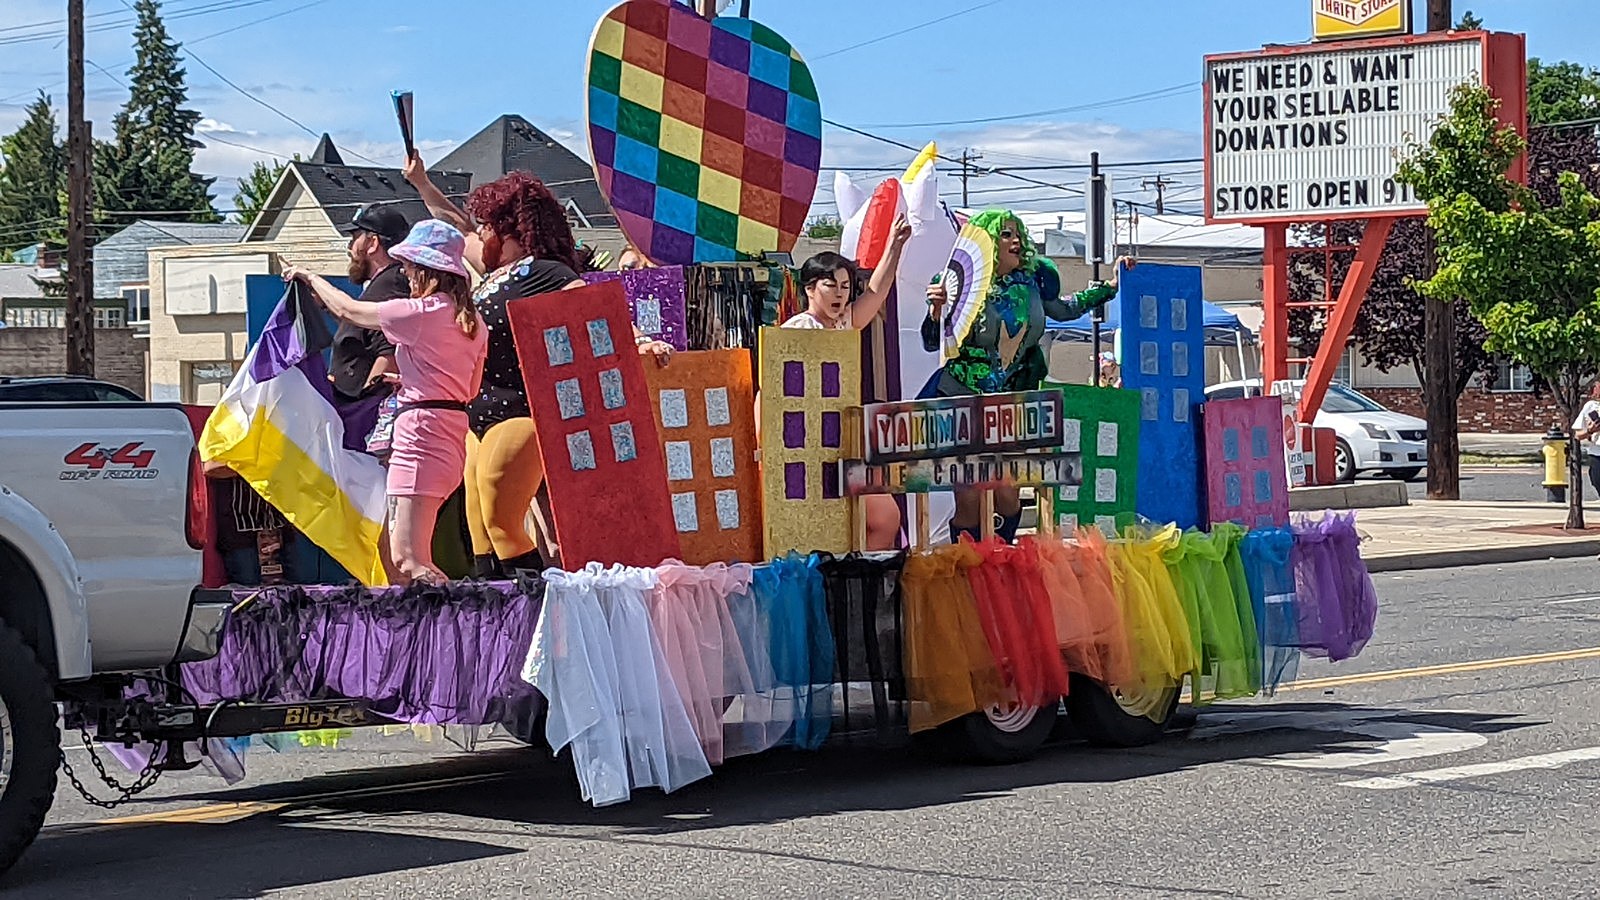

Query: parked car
left=0, top=376, right=142, bottom=403
left=1206, top=379, right=1426, bottom=482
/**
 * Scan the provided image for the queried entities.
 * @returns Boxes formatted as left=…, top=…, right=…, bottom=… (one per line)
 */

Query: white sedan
left=1205, top=380, right=1427, bottom=482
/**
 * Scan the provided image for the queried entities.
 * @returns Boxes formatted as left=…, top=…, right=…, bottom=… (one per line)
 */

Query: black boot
left=996, top=511, right=1023, bottom=544
left=949, top=523, right=982, bottom=544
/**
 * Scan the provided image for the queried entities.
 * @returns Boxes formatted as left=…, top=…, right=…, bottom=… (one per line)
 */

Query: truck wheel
left=935, top=698, right=1059, bottom=765
left=1064, top=674, right=1180, bottom=748
left=0, top=621, right=58, bottom=877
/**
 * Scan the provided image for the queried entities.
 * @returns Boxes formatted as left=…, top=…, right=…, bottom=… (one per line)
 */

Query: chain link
left=57, top=723, right=163, bottom=810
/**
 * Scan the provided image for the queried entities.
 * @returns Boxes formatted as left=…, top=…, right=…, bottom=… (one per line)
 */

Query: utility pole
left=1142, top=173, right=1176, bottom=215
left=959, top=148, right=983, bottom=207
left=1422, top=0, right=1458, bottom=500
left=1088, top=151, right=1107, bottom=381
left=65, top=0, right=95, bottom=377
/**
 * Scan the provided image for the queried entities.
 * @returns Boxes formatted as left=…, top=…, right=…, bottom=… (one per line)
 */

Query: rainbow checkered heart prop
left=587, top=0, right=823, bottom=266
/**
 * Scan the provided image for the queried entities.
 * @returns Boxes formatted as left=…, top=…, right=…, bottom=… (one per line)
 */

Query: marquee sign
left=1313, top=0, right=1409, bottom=42
left=862, top=390, right=1064, bottom=465
left=1204, top=31, right=1527, bottom=224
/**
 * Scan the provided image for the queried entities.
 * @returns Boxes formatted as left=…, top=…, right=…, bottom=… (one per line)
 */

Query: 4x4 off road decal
left=59, top=441, right=159, bottom=480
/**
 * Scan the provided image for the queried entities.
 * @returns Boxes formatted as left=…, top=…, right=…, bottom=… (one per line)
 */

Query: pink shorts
left=386, top=408, right=468, bottom=499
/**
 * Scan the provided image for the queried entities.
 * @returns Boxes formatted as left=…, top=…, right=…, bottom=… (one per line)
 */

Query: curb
left=1367, top=538, right=1600, bottom=573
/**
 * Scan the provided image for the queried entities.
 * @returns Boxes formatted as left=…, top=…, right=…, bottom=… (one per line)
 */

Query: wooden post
left=979, top=491, right=995, bottom=540
left=914, top=497, right=930, bottom=549
left=1423, top=0, right=1460, bottom=500
left=1037, top=487, right=1057, bottom=537
left=65, top=0, right=95, bottom=377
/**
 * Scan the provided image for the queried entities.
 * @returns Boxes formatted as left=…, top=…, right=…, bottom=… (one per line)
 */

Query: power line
left=0, top=0, right=287, bottom=48
left=852, top=82, right=1199, bottom=129
left=811, top=0, right=1004, bottom=61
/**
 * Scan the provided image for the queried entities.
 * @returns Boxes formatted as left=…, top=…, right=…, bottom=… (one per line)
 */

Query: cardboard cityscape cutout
left=759, top=327, right=860, bottom=555
left=1119, top=263, right=1206, bottom=530
left=1046, top=383, right=1142, bottom=536
left=1203, top=395, right=1290, bottom=529
left=506, top=280, right=681, bottom=567
left=643, top=349, right=762, bottom=564
left=581, top=264, right=690, bottom=351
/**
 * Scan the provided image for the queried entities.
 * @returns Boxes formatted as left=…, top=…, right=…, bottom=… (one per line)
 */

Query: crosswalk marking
left=1342, top=746, right=1600, bottom=790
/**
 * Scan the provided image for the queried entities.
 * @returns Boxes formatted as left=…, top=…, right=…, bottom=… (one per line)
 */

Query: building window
left=93, top=307, right=126, bottom=329
left=1491, top=359, right=1534, bottom=393
left=1332, top=348, right=1354, bottom=386
left=121, top=286, right=150, bottom=323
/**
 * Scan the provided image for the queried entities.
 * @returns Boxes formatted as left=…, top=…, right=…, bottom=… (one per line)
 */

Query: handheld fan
left=939, top=222, right=996, bottom=361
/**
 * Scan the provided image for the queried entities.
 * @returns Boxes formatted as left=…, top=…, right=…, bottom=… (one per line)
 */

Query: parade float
left=104, top=0, right=1384, bottom=806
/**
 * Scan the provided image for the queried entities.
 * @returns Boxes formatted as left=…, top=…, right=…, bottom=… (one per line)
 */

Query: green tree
left=1527, top=58, right=1600, bottom=126
left=1455, top=11, right=1484, bottom=30
left=1399, top=84, right=1600, bottom=529
left=0, top=92, right=66, bottom=252
left=806, top=215, right=843, bottom=240
left=233, top=157, right=290, bottom=226
left=94, top=0, right=217, bottom=224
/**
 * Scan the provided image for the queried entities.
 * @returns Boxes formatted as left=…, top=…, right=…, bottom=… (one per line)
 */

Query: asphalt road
left=11, top=557, right=1600, bottom=899
left=1403, top=465, right=1562, bottom=504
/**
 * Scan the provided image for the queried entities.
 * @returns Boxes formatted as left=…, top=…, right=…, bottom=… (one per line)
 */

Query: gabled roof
left=0, top=264, right=55, bottom=300
left=92, top=221, right=247, bottom=297
left=436, top=115, right=615, bottom=227
left=309, top=132, right=343, bottom=165
left=245, top=159, right=472, bottom=242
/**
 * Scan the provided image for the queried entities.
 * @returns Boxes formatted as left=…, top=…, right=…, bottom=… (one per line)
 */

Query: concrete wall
left=0, top=327, right=146, bottom=394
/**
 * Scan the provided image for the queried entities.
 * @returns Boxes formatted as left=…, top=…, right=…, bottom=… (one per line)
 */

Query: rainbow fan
left=939, top=222, right=996, bottom=362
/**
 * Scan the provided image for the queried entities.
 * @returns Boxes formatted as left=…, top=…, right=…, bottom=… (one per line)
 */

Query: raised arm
left=402, top=152, right=484, bottom=273
left=921, top=279, right=946, bottom=353
left=282, top=267, right=382, bottom=331
left=1040, top=255, right=1134, bottom=321
left=849, top=216, right=913, bottom=329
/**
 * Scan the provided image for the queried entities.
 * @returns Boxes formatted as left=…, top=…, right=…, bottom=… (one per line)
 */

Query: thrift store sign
left=1313, top=0, right=1410, bottom=42
left=1205, top=33, right=1486, bottom=222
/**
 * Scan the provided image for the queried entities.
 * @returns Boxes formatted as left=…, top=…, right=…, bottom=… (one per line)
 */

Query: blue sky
left=1, top=0, right=1596, bottom=216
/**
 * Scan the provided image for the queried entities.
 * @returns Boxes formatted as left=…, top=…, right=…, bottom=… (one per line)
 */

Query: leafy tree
left=806, top=215, right=843, bottom=240
left=94, top=0, right=217, bottom=224
left=1526, top=58, right=1600, bottom=126
left=1399, top=83, right=1600, bottom=529
left=233, top=157, right=290, bottom=226
left=1455, top=10, right=1484, bottom=30
left=0, top=92, right=66, bottom=251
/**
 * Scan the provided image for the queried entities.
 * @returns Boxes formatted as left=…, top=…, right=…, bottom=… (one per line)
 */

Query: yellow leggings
left=463, top=417, right=546, bottom=562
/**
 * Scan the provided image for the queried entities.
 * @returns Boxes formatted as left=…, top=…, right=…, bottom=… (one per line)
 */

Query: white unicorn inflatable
left=834, top=142, right=961, bottom=541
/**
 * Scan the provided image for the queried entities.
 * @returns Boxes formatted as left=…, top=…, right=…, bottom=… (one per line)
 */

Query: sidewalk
left=1460, top=432, right=1545, bottom=459
left=1355, top=499, right=1600, bottom=573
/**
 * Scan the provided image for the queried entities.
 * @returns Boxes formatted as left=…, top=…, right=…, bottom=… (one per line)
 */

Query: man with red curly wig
left=405, top=154, right=672, bottom=576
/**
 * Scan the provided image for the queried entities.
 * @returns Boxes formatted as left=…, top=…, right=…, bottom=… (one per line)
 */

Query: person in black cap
left=332, top=202, right=412, bottom=446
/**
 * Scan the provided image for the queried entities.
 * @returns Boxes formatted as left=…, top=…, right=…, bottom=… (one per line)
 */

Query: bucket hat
left=389, top=219, right=469, bottom=278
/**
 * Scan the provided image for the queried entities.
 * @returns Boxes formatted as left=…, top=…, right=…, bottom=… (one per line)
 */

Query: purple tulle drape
left=1289, top=513, right=1379, bottom=661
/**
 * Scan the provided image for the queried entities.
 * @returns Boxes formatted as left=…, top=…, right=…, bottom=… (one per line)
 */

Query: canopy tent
left=1046, top=300, right=1256, bottom=348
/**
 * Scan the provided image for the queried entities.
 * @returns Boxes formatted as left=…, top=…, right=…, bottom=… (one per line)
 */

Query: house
left=146, top=136, right=473, bottom=403
left=0, top=263, right=145, bottom=392
left=436, top=115, right=616, bottom=228
left=91, top=220, right=247, bottom=326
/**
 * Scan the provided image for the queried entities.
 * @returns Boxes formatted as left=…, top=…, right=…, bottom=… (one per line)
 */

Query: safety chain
left=57, top=723, right=163, bottom=810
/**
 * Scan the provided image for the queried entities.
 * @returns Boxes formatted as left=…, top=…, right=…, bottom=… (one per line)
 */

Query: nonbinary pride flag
left=199, top=283, right=388, bottom=585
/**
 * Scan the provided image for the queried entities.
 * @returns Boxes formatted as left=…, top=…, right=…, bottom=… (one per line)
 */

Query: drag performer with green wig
left=922, top=209, right=1131, bottom=542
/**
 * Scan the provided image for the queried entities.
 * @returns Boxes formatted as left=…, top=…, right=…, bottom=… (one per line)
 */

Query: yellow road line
left=51, top=646, right=1600, bottom=831
left=1278, top=645, right=1600, bottom=692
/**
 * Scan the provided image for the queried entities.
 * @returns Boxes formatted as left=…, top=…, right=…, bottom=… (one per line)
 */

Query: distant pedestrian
left=1571, top=381, right=1600, bottom=500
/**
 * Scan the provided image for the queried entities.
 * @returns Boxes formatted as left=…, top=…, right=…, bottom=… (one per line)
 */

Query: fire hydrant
left=1543, top=426, right=1569, bottom=504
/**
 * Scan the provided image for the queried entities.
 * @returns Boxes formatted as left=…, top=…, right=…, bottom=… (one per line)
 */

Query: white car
left=1205, top=380, right=1427, bottom=482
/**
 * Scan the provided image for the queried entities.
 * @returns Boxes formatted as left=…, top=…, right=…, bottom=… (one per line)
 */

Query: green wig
left=969, top=208, right=1062, bottom=296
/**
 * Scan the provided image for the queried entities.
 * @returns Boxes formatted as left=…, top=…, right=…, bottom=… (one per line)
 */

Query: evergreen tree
left=0, top=92, right=66, bottom=251
left=95, top=0, right=217, bottom=223
left=232, top=156, right=293, bottom=226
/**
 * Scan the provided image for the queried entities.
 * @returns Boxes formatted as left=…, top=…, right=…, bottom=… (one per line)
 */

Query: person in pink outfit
left=286, top=219, right=488, bottom=585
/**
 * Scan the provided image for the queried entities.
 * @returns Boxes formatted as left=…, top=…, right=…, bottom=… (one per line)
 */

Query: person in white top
left=782, top=218, right=911, bottom=331
left=768, top=217, right=911, bottom=550
left=1571, top=381, right=1600, bottom=500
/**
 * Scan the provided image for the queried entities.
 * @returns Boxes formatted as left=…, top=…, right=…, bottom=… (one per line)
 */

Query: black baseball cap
left=339, top=203, right=410, bottom=247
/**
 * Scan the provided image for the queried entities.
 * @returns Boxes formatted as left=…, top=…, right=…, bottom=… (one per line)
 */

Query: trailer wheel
left=937, top=698, right=1059, bottom=765
left=0, top=620, right=58, bottom=877
left=1064, top=674, right=1180, bottom=748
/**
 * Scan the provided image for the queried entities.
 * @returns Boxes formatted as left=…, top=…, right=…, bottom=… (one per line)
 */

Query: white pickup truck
left=0, top=402, right=225, bottom=873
